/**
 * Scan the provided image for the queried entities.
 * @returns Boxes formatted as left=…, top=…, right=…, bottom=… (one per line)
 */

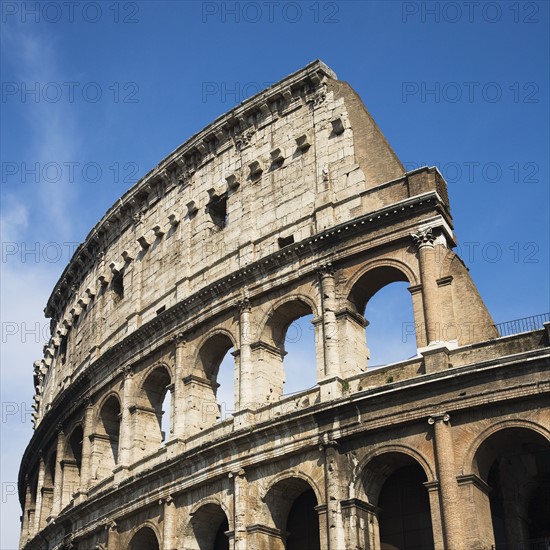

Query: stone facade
left=18, top=61, right=550, bottom=550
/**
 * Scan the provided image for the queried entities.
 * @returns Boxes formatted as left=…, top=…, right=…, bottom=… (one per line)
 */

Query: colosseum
left=18, top=60, right=549, bottom=550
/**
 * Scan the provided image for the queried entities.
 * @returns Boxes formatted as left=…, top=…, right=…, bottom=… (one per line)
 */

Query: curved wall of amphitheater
left=19, top=61, right=550, bottom=550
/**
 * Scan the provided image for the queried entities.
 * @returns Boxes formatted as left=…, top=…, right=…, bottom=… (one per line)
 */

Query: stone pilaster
left=318, top=266, right=344, bottom=401
left=50, top=426, right=65, bottom=518
left=237, top=297, right=253, bottom=410
left=162, top=495, right=177, bottom=550
left=412, top=227, right=440, bottom=346
left=33, top=454, right=46, bottom=534
left=428, top=413, right=463, bottom=550
left=20, top=481, right=35, bottom=548
left=118, top=366, right=135, bottom=468
left=340, top=498, right=380, bottom=550
left=321, top=437, right=345, bottom=550
left=232, top=469, right=247, bottom=550
left=78, top=398, right=94, bottom=497
left=319, top=266, right=340, bottom=378
left=172, top=333, right=186, bottom=439
left=106, top=521, right=118, bottom=550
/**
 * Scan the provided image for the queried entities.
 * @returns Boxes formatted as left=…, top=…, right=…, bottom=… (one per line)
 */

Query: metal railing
left=494, top=313, right=550, bottom=337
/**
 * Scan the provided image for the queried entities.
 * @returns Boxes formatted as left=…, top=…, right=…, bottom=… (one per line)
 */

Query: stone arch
left=462, top=419, right=550, bottom=477
left=344, top=258, right=418, bottom=311
left=44, top=447, right=57, bottom=486
left=258, top=293, right=320, bottom=339
left=193, top=329, right=237, bottom=382
left=134, top=364, right=173, bottom=456
left=64, top=423, right=84, bottom=469
left=128, top=523, right=161, bottom=550
left=190, top=330, right=237, bottom=430
left=92, top=393, right=121, bottom=480
left=263, top=470, right=324, bottom=506
left=263, top=474, right=322, bottom=550
left=357, top=447, right=436, bottom=550
left=36, top=447, right=57, bottom=531
left=188, top=496, right=232, bottom=521
left=464, top=422, right=550, bottom=549
left=185, top=500, right=231, bottom=550
left=256, top=296, right=319, bottom=401
left=62, top=423, right=84, bottom=507
left=355, top=444, right=435, bottom=504
left=94, top=391, right=122, bottom=427
left=21, top=469, right=39, bottom=542
left=345, top=260, right=419, bottom=367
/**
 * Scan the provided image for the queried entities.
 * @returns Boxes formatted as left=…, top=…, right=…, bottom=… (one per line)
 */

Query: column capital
left=412, top=227, right=437, bottom=249
left=237, top=297, right=251, bottom=312
left=172, top=332, right=186, bottom=347
left=229, top=468, right=246, bottom=479
left=119, top=365, right=134, bottom=378
left=56, top=423, right=65, bottom=435
left=318, top=262, right=335, bottom=277
left=105, top=520, right=118, bottom=533
left=160, top=494, right=174, bottom=505
left=428, top=412, right=450, bottom=425
left=83, top=396, right=94, bottom=408
left=319, top=432, right=339, bottom=450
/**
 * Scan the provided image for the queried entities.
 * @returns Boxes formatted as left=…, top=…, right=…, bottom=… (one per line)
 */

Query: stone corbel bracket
left=249, top=160, right=264, bottom=180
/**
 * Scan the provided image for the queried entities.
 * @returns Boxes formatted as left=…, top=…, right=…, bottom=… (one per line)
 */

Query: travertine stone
left=18, top=61, right=548, bottom=550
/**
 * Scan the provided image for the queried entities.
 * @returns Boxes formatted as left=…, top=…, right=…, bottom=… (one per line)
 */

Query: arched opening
left=22, top=471, right=39, bottom=541
left=136, top=366, right=172, bottom=457
left=286, top=489, right=320, bottom=550
left=264, top=477, right=320, bottom=550
left=94, top=395, right=120, bottom=480
left=365, top=282, right=416, bottom=366
left=259, top=300, right=317, bottom=402
left=378, top=464, right=434, bottom=550
left=161, top=390, right=172, bottom=439
left=282, top=314, right=316, bottom=396
left=216, top=348, right=235, bottom=421
left=186, top=503, right=230, bottom=550
left=62, top=425, right=84, bottom=506
left=362, top=452, right=434, bottom=550
left=38, top=450, right=56, bottom=529
left=194, top=333, right=235, bottom=429
left=67, top=426, right=83, bottom=471
left=473, top=427, right=550, bottom=549
left=129, top=526, right=160, bottom=550
left=348, top=266, right=416, bottom=369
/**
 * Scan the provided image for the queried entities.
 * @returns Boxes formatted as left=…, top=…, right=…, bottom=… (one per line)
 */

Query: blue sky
left=1, top=1, right=549, bottom=547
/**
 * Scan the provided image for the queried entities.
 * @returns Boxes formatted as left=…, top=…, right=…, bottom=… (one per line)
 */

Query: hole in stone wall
left=59, top=336, right=68, bottom=364
left=208, top=194, right=228, bottom=229
left=278, top=235, right=295, bottom=249
left=112, top=272, right=124, bottom=301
